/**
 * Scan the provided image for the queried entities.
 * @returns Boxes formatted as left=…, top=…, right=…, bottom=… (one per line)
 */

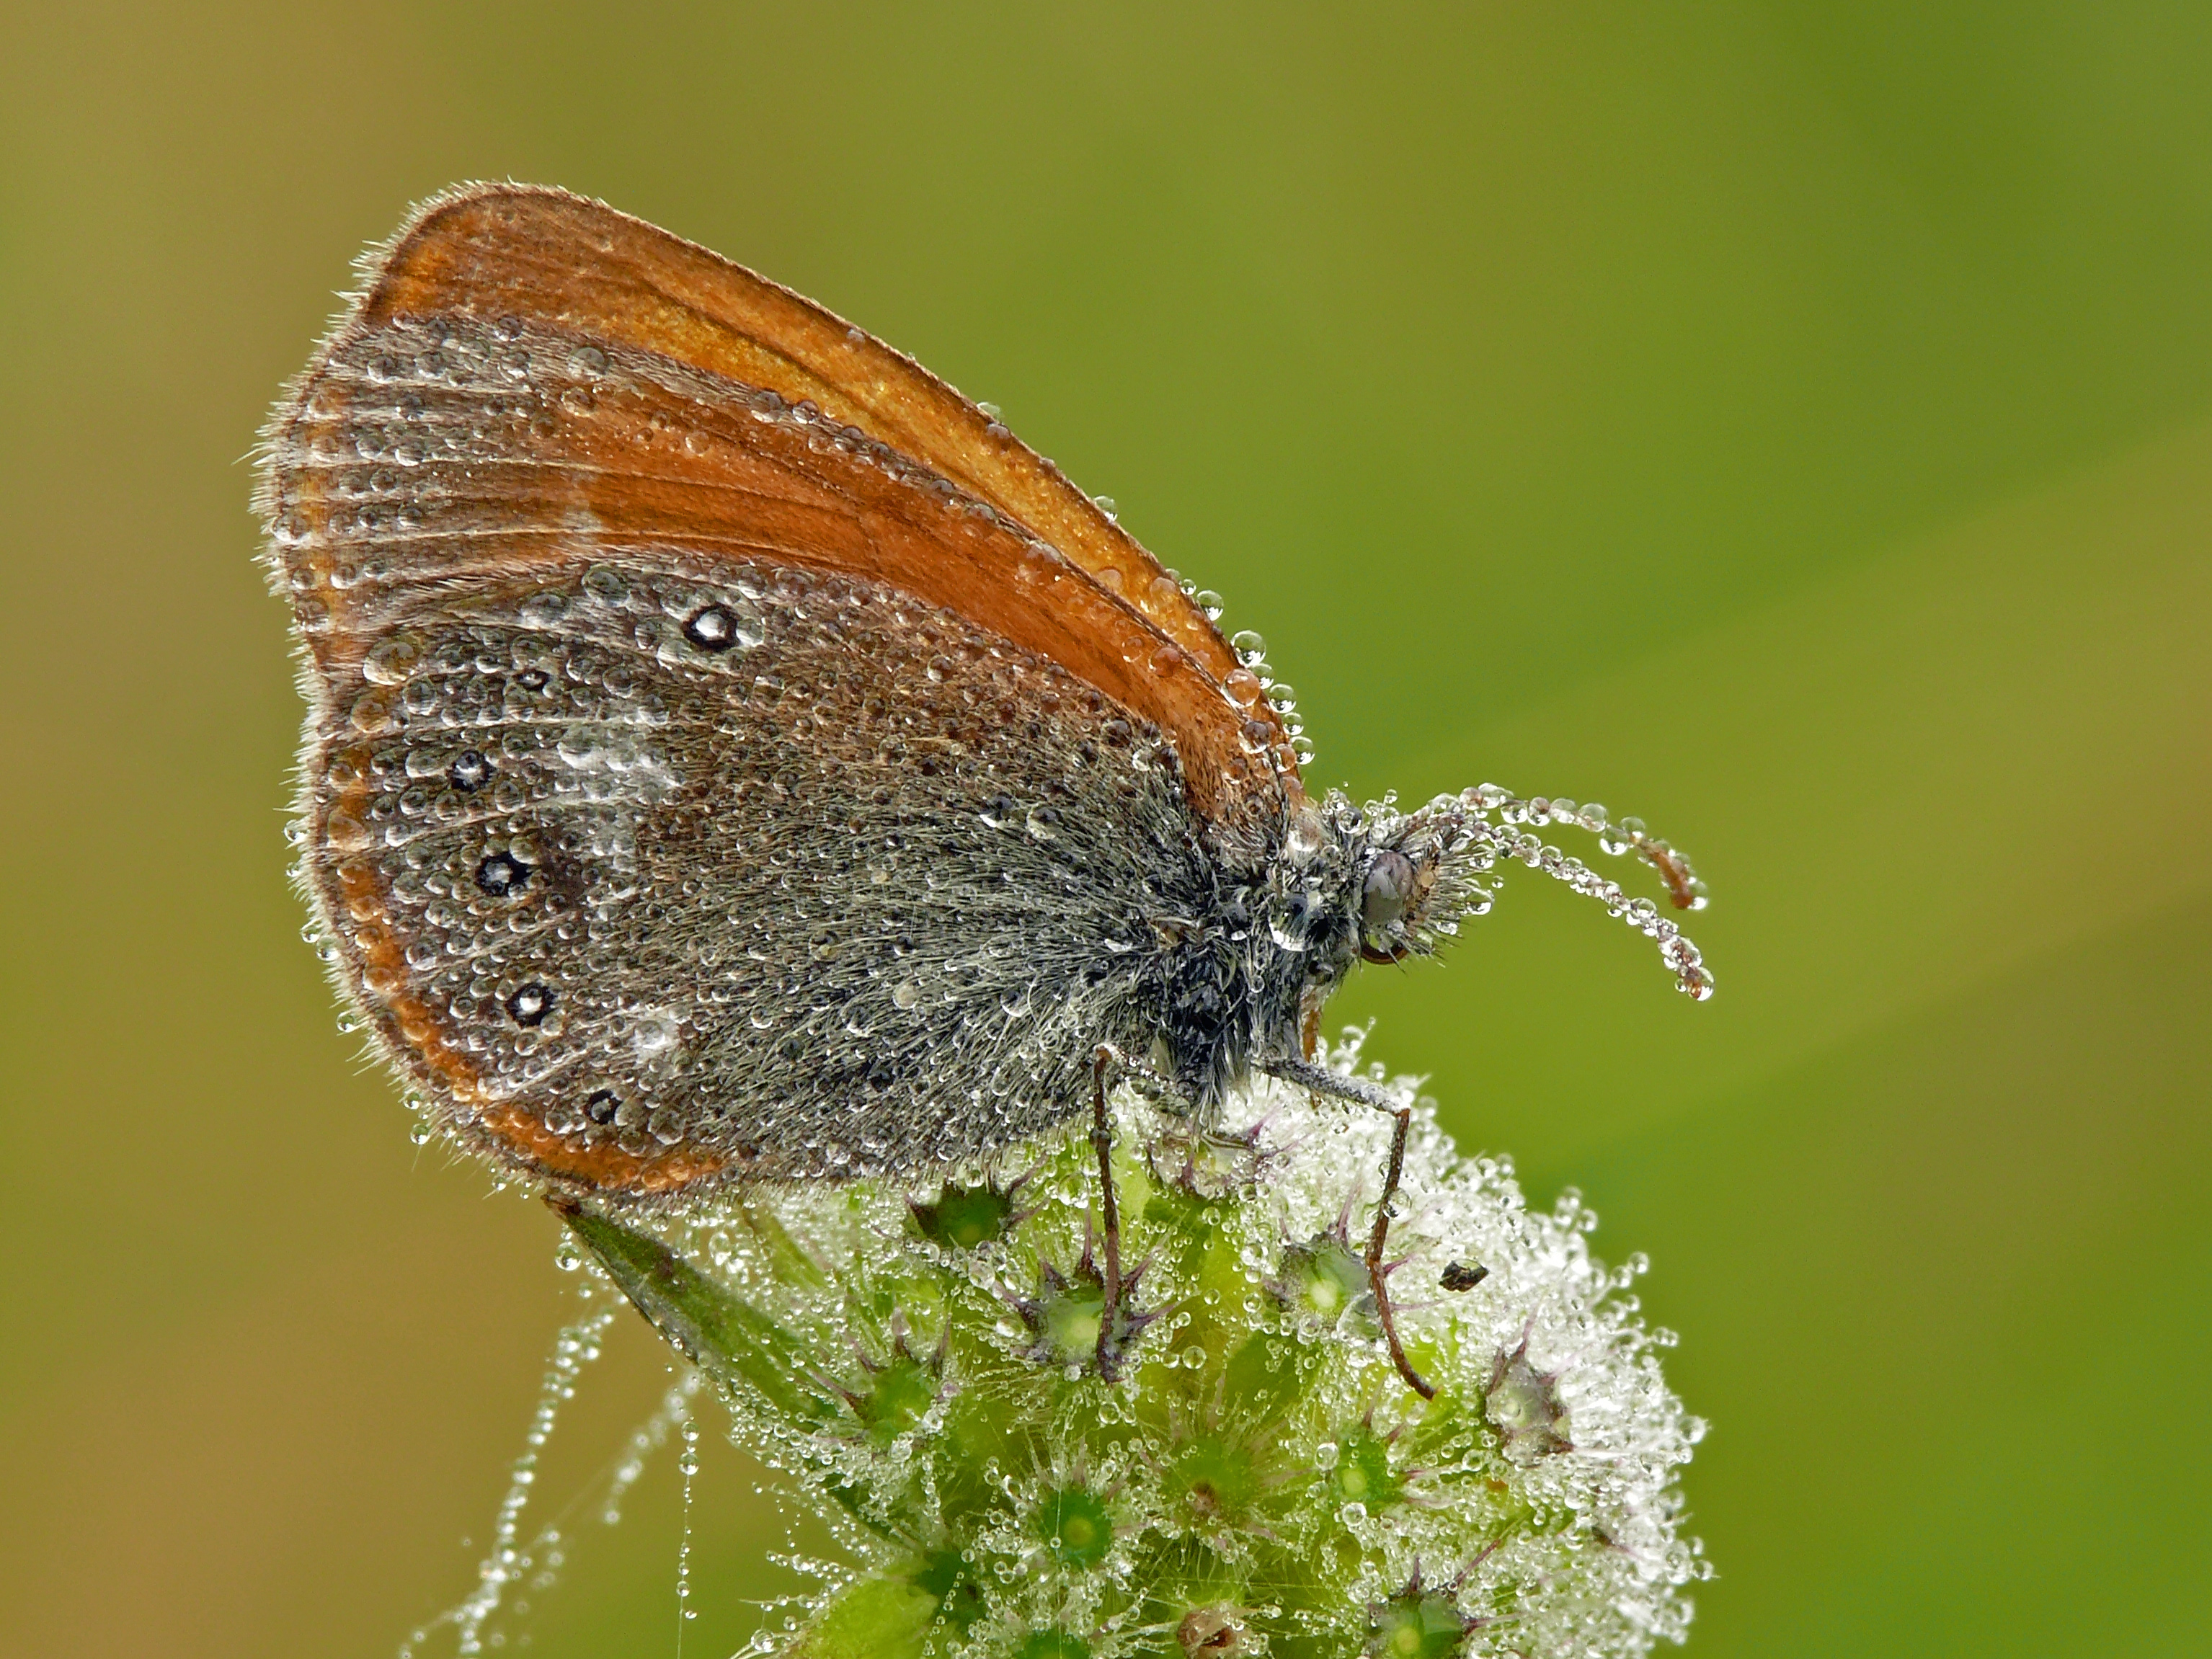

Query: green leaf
left=554, top=1198, right=839, bottom=1425
left=785, top=1573, right=941, bottom=1659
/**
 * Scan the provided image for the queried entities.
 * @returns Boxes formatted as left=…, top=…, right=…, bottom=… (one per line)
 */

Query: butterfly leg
left=1261, top=1056, right=1437, bottom=1401
left=1088, top=1044, right=1202, bottom=1379
left=1365, top=1106, right=1435, bottom=1400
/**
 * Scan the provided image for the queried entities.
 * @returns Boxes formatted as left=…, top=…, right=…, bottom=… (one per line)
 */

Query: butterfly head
left=1349, top=796, right=1496, bottom=966
left=1288, top=784, right=1713, bottom=1000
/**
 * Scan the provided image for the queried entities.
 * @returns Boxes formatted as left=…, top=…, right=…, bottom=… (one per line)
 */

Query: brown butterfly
left=258, top=182, right=1707, bottom=1226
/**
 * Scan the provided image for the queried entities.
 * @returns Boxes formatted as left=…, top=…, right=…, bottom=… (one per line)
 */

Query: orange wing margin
left=355, top=182, right=1302, bottom=819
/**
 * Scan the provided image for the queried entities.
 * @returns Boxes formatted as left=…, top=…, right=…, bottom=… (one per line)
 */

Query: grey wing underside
left=308, top=553, right=1204, bottom=1180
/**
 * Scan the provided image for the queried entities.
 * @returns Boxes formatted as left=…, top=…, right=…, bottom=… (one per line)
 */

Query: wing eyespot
left=505, top=982, right=555, bottom=1026
left=475, top=851, right=532, bottom=897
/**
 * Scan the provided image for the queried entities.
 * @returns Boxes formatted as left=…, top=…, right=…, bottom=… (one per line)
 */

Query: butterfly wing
left=255, top=190, right=1299, bottom=1193
left=293, top=551, right=1209, bottom=1193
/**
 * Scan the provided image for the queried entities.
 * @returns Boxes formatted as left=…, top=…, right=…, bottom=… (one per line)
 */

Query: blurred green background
left=4, top=3, right=2208, bottom=1655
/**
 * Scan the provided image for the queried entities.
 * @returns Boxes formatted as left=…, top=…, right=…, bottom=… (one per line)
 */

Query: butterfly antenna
left=1457, top=786, right=1715, bottom=1000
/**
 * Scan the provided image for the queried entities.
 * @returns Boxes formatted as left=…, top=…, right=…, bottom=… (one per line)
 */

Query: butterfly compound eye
left=1360, top=848, right=1418, bottom=963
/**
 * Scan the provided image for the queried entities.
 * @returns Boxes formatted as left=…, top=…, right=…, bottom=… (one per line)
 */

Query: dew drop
left=1221, top=668, right=1263, bottom=708
left=349, top=690, right=396, bottom=735
left=362, top=633, right=424, bottom=685
left=632, top=1008, right=680, bottom=1057
left=582, top=565, right=631, bottom=606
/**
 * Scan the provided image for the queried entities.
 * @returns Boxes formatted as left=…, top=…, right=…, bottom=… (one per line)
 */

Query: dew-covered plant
left=551, top=1029, right=1705, bottom=1659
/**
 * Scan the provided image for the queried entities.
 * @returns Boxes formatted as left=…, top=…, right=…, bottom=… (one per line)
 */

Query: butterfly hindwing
left=303, top=553, right=1207, bottom=1191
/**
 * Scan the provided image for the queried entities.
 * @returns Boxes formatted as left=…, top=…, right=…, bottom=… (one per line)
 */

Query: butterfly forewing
left=363, top=189, right=1265, bottom=695
left=269, top=182, right=1300, bottom=811
left=270, top=313, right=1287, bottom=824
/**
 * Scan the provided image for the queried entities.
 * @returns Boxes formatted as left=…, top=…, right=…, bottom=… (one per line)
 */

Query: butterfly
left=257, top=182, right=1708, bottom=1216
